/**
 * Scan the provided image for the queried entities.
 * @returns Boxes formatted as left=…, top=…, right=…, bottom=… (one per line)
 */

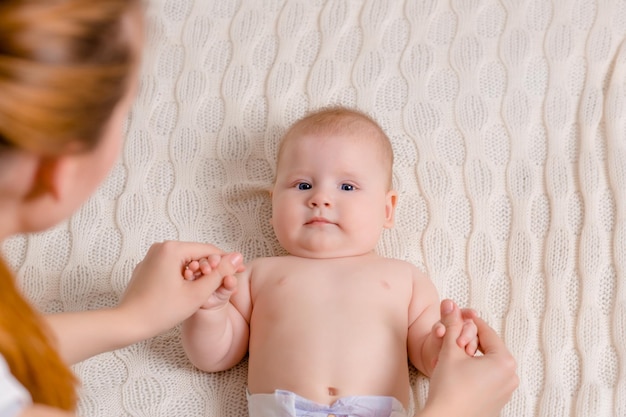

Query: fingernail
left=230, top=253, right=243, bottom=266
left=442, top=299, right=454, bottom=314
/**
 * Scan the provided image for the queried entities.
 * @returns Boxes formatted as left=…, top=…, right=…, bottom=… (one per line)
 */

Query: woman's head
left=0, top=0, right=143, bottom=235
left=0, top=0, right=143, bottom=409
left=0, top=0, right=142, bottom=154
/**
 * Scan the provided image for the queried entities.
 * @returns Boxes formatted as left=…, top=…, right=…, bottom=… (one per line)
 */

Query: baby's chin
left=284, top=246, right=376, bottom=260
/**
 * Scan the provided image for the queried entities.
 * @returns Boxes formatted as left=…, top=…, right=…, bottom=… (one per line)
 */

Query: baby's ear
left=383, top=190, right=398, bottom=228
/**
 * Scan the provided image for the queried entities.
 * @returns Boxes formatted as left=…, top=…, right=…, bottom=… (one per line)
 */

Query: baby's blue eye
left=297, top=182, right=312, bottom=190
left=340, top=184, right=355, bottom=191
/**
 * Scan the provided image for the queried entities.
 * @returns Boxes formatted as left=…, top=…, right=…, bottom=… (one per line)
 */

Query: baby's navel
left=328, top=386, right=338, bottom=396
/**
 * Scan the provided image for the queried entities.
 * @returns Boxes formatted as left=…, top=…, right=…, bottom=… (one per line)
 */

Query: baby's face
left=270, top=131, right=397, bottom=258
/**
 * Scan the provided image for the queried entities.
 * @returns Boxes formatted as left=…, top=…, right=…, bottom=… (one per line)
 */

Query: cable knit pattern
left=2, top=0, right=625, bottom=416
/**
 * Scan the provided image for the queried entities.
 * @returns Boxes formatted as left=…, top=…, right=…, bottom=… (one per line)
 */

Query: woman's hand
left=420, top=299, right=518, bottom=417
left=118, top=241, right=244, bottom=337
left=46, top=241, right=244, bottom=364
left=183, top=255, right=240, bottom=310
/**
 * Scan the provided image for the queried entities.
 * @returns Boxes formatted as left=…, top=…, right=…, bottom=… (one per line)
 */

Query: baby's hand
left=184, top=255, right=242, bottom=310
left=433, top=308, right=479, bottom=356
left=184, top=254, right=222, bottom=280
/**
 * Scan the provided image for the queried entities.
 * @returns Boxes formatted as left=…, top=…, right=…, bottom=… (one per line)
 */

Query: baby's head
left=271, top=107, right=397, bottom=258
left=276, top=107, right=394, bottom=189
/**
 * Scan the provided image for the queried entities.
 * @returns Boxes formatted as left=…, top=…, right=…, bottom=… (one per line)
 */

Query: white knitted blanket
left=3, top=0, right=626, bottom=416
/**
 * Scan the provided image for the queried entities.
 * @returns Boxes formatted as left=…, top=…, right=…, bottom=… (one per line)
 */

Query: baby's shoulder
left=374, top=257, right=429, bottom=281
left=374, top=256, right=420, bottom=271
left=247, top=255, right=287, bottom=268
left=245, top=255, right=292, bottom=276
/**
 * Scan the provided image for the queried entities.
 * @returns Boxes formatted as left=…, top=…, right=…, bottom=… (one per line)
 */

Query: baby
left=182, top=107, right=479, bottom=417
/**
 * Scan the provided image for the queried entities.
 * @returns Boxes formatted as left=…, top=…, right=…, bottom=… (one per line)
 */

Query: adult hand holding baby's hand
left=184, top=254, right=242, bottom=309
left=422, top=299, right=518, bottom=417
left=432, top=307, right=479, bottom=356
left=119, top=241, right=243, bottom=337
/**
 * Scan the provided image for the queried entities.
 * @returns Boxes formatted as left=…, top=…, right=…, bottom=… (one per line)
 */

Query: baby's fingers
left=198, top=257, right=216, bottom=275
left=207, top=254, right=221, bottom=269
left=214, top=276, right=238, bottom=301
left=185, top=257, right=219, bottom=280
left=184, top=260, right=201, bottom=280
left=465, top=337, right=479, bottom=356
left=222, top=274, right=238, bottom=292
left=199, top=253, right=245, bottom=275
left=432, top=321, right=446, bottom=338
left=457, top=319, right=479, bottom=354
left=460, top=308, right=478, bottom=320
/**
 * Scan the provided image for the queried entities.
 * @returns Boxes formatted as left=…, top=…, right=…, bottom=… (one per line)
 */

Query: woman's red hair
left=0, top=0, right=141, bottom=409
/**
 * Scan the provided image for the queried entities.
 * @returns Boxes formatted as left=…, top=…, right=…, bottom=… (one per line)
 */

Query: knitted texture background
left=3, top=0, right=626, bottom=416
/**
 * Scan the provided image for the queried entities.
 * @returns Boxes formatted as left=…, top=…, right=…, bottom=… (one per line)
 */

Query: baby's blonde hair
left=277, top=107, right=394, bottom=189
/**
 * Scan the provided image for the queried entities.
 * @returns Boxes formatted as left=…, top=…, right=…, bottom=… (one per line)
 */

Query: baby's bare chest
left=251, top=261, right=413, bottom=324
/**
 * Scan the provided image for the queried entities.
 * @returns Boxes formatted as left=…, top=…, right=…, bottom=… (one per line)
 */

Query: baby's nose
left=308, top=191, right=331, bottom=207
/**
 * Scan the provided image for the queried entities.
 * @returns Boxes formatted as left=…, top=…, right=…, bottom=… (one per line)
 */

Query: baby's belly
left=247, top=318, right=411, bottom=407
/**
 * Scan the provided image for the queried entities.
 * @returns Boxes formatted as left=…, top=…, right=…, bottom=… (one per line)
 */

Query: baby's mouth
left=305, top=216, right=333, bottom=225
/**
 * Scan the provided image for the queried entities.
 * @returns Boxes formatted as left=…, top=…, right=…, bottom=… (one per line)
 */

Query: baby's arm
left=406, top=269, right=441, bottom=377
left=181, top=257, right=252, bottom=372
left=406, top=267, right=478, bottom=377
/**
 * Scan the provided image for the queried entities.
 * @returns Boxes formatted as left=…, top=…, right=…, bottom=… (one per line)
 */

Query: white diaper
left=247, top=389, right=407, bottom=417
